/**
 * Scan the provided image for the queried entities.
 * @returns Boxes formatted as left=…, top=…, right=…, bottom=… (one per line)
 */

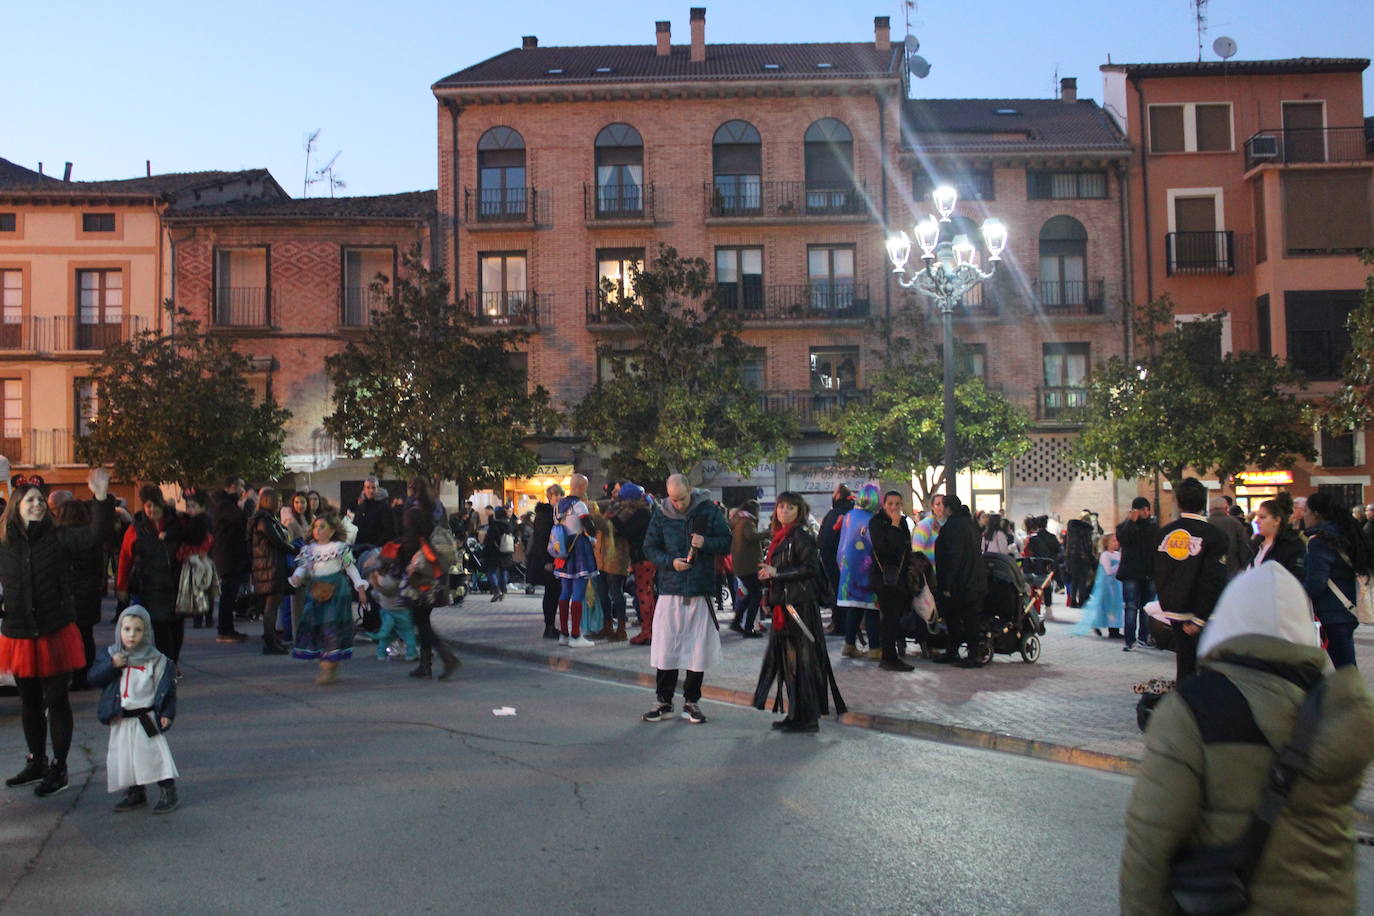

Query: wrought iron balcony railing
left=1243, top=127, right=1372, bottom=171
left=1165, top=231, right=1235, bottom=276
left=214, top=286, right=270, bottom=327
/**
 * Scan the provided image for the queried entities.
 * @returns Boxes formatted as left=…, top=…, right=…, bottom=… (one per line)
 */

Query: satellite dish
left=904, top=34, right=919, bottom=54
left=1212, top=36, right=1238, bottom=60
left=908, top=54, right=931, bottom=79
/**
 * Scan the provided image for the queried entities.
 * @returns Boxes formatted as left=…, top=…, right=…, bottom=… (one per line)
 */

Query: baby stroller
left=1018, top=556, right=1057, bottom=619
left=906, top=554, right=1045, bottom=664
left=463, top=536, right=492, bottom=594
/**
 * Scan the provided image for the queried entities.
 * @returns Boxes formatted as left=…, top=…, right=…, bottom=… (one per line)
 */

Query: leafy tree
left=570, top=246, right=796, bottom=482
left=822, top=297, right=1032, bottom=504
left=322, top=251, right=555, bottom=495
left=80, top=304, right=291, bottom=486
left=1314, top=249, right=1374, bottom=430
left=1071, top=296, right=1312, bottom=487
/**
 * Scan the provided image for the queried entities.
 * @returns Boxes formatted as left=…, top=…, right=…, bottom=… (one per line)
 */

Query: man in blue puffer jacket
left=640, top=474, right=731, bottom=725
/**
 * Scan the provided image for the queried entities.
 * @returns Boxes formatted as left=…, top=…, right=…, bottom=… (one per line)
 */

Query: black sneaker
left=642, top=703, right=673, bottom=722
left=6, top=754, right=47, bottom=788
left=780, top=720, right=819, bottom=733
left=34, top=762, right=68, bottom=798
left=113, top=786, right=147, bottom=813
left=152, top=783, right=179, bottom=814
left=681, top=703, right=707, bottom=725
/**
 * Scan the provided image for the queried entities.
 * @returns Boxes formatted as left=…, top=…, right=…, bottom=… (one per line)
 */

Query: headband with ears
left=11, top=474, right=45, bottom=490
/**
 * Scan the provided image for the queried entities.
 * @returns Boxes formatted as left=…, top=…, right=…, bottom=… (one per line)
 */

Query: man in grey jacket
left=1207, top=495, right=1252, bottom=579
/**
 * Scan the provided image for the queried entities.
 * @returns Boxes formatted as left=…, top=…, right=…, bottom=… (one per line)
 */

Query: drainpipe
left=444, top=99, right=461, bottom=286
left=1131, top=75, right=1154, bottom=307
left=1116, top=161, right=1132, bottom=363
left=877, top=89, right=891, bottom=319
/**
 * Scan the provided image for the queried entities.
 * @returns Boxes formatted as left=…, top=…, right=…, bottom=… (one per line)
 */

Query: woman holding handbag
left=1121, top=563, right=1374, bottom=914
left=869, top=490, right=915, bottom=672
left=1302, top=491, right=1371, bottom=669
left=483, top=506, right=515, bottom=601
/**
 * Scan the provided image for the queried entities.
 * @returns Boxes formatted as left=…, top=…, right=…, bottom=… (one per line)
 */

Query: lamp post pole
left=885, top=187, right=1008, bottom=503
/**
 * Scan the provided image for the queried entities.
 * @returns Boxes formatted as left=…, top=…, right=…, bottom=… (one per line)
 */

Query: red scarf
left=767, top=523, right=796, bottom=631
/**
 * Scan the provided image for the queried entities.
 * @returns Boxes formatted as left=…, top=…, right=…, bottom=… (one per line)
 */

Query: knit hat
left=1131, top=497, right=1151, bottom=510
left=618, top=482, right=645, bottom=502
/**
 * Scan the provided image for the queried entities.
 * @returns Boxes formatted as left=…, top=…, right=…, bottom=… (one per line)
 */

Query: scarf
left=766, top=523, right=795, bottom=566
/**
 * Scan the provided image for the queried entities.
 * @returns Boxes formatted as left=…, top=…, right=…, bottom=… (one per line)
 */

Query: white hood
left=1198, top=563, right=1322, bottom=658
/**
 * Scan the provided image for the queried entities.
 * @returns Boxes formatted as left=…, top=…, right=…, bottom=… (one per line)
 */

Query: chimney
left=522, top=35, right=538, bottom=50
left=1060, top=77, right=1077, bottom=104
left=690, top=8, right=705, bottom=63
left=63, top=162, right=72, bottom=182
left=146, top=160, right=152, bottom=177
left=874, top=16, right=891, bottom=51
left=37, top=162, right=43, bottom=175
left=656, top=21, right=671, bottom=56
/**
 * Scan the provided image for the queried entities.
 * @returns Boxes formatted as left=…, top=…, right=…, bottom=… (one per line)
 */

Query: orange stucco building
left=1102, top=57, right=1374, bottom=511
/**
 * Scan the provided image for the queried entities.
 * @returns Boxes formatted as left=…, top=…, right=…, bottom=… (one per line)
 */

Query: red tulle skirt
left=0, top=624, right=86, bottom=679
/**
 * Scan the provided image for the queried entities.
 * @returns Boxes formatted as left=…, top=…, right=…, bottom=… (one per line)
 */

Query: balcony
left=1036, top=386, right=1088, bottom=423
left=470, top=290, right=545, bottom=328
left=1036, top=279, right=1106, bottom=315
left=1165, top=231, right=1235, bottom=276
left=1244, top=127, right=1372, bottom=171
left=0, top=428, right=78, bottom=467
left=0, top=315, right=146, bottom=353
left=713, top=282, right=871, bottom=323
left=758, top=388, right=870, bottom=430
left=214, top=286, right=270, bottom=327
left=341, top=287, right=389, bottom=328
left=584, top=183, right=657, bottom=223
left=464, top=186, right=537, bottom=226
left=704, top=181, right=871, bottom=221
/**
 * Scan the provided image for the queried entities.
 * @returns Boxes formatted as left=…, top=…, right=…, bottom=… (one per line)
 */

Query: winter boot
left=6, top=754, right=47, bottom=788
left=152, top=782, right=179, bottom=814
left=608, top=622, right=628, bottom=642
left=629, top=604, right=653, bottom=645
left=34, top=761, right=69, bottom=797
left=113, top=785, right=147, bottom=812
left=435, top=642, right=460, bottom=681
left=409, top=648, right=433, bottom=679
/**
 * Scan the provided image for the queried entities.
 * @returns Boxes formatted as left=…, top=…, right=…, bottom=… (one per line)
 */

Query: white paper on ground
left=491, top=707, right=518, bottom=716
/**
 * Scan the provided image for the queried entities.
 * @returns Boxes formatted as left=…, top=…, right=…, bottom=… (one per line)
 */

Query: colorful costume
left=289, top=541, right=364, bottom=662
left=554, top=495, right=597, bottom=638
left=1071, top=550, right=1124, bottom=635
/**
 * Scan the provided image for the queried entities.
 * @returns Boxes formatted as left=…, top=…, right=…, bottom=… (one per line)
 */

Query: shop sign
left=1235, top=471, right=1294, bottom=486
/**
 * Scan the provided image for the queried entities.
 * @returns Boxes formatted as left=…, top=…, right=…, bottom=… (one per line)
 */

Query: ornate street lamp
left=886, top=187, right=1008, bottom=501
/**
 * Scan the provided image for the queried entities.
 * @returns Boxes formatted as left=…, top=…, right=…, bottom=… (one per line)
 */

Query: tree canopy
left=821, top=297, right=1032, bottom=503
left=322, top=251, right=555, bottom=494
left=1071, top=296, right=1313, bottom=486
left=80, top=305, right=291, bottom=486
left=570, top=246, right=796, bottom=482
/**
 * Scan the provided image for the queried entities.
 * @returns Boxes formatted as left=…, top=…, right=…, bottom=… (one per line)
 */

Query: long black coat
left=525, top=502, right=556, bottom=586
left=210, top=490, right=248, bottom=578
left=0, top=497, right=114, bottom=638
left=817, top=497, right=854, bottom=590
left=753, top=526, right=846, bottom=723
left=934, top=509, right=988, bottom=605
left=130, top=511, right=183, bottom=622
left=249, top=508, right=295, bottom=596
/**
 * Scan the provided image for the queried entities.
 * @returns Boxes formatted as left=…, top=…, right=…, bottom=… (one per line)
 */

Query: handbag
left=872, top=551, right=903, bottom=589
left=1167, top=677, right=1328, bottom=915
left=1327, top=577, right=1374, bottom=626
left=310, top=579, right=336, bottom=603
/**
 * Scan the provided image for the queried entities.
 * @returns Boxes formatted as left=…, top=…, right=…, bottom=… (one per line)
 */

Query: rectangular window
left=810, top=347, right=858, bottom=391
left=714, top=247, right=763, bottom=312
left=1027, top=171, right=1107, bottom=200
left=0, top=270, right=21, bottom=349
left=807, top=245, right=855, bottom=313
left=342, top=248, right=391, bottom=327
left=740, top=348, right=766, bottom=390
left=74, top=378, right=99, bottom=438
left=75, top=269, right=123, bottom=349
left=1318, top=429, right=1357, bottom=468
left=1281, top=101, right=1326, bottom=162
left=936, top=343, right=988, bottom=379
left=1256, top=294, right=1271, bottom=357
left=1282, top=170, right=1373, bottom=256
left=81, top=213, right=115, bottom=232
left=596, top=248, right=644, bottom=304
left=913, top=169, right=995, bottom=202
left=1149, top=103, right=1232, bottom=153
left=1, top=378, right=20, bottom=460
left=477, top=252, right=528, bottom=319
left=214, top=248, right=269, bottom=326
left=597, top=350, right=641, bottom=381
left=1253, top=182, right=1267, bottom=262
left=1042, top=343, right=1089, bottom=417
left=478, top=159, right=528, bottom=219
left=0, top=214, right=15, bottom=232
left=1285, top=289, right=1361, bottom=381
left=1316, top=483, right=1363, bottom=507
left=596, top=163, right=643, bottom=216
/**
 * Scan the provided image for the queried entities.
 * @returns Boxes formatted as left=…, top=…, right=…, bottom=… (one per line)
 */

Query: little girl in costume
left=361, top=545, right=419, bottom=662
left=89, top=605, right=179, bottom=813
left=289, top=515, right=368, bottom=684
left=1071, top=533, right=1124, bottom=638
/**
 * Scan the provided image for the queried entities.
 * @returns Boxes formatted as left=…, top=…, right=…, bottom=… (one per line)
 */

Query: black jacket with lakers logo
left=1153, top=513, right=1229, bottom=625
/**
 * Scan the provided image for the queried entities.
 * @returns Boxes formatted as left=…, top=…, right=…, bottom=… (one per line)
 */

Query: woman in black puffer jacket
left=249, top=487, right=295, bottom=655
left=117, top=485, right=188, bottom=663
left=0, top=469, right=113, bottom=798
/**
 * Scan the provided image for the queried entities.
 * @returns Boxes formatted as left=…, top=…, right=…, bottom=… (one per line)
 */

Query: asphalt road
left=2, top=632, right=1373, bottom=915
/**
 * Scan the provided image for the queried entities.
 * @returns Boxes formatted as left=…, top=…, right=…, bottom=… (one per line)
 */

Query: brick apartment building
left=1102, top=57, right=1374, bottom=512
left=0, top=159, right=281, bottom=496
left=163, top=192, right=436, bottom=502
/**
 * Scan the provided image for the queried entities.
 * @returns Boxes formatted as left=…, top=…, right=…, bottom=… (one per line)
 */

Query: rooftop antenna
left=1190, top=0, right=1208, bottom=62
left=313, top=151, right=346, bottom=198
left=903, top=0, right=930, bottom=91
left=302, top=129, right=321, bottom=198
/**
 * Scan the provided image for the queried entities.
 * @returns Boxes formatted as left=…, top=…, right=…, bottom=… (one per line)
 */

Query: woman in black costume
left=752, top=492, right=846, bottom=733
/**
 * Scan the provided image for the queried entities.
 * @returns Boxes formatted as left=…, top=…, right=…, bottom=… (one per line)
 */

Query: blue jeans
left=1323, top=621, right=1358, bottom=668
left=489, top=566, right=508, bottom=594
left=733, top=574, right=762, bottom=630
left=1121, top=578, right=1155, bottom=648
left=841, top=605, right=879, bottom=647
left=594, top=572, right=628, bottom=623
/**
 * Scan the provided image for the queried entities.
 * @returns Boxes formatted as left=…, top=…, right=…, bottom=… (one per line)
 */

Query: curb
left=449, top=637, right=1374, bottom=831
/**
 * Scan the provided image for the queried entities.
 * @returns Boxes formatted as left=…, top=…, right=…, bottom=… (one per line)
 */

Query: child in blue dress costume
left=1071, top=533, right=1123, bottom=638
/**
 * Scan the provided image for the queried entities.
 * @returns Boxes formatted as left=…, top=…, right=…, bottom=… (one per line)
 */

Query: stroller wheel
left=974, top=638, right=995, bottom=666
left=1019, top=634, right=1041, bottom=663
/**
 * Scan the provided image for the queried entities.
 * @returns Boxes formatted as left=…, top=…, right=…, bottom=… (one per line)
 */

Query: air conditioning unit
left=1248, top=134, right=1280, bottom=160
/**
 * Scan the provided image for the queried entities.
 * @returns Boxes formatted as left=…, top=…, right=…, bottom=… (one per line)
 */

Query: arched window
left=594, top=123, right=644, bottom=217
left=804, top=118, right=858, bottom=214
left=477, top=127, right=526, bottom=220
left=712, top=120, right=761, bottom=215
left=1039, top=216, right=1087, bottom=307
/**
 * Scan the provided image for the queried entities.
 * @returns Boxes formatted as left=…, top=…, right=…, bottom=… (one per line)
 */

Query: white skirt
left=649, top=595, right=722, bottom=672
left=107, top=718, right=179, bottom=792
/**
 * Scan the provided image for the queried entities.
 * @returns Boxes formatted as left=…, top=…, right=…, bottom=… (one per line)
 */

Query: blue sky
left=6, top=0, right=1371, bottom=196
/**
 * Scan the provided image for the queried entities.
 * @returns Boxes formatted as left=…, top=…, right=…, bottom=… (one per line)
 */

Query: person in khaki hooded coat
left=1120, top=563, right=1374, bottom=914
